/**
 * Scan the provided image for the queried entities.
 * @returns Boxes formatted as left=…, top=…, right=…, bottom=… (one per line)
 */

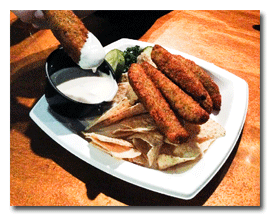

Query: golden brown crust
left=43, top=10, right=88, bottom=64
left=128, top=63, right=189, bottom=144
left=175, top=55, right=221, bottom=111
left=141, top=61, right=209, bottom=124
left=151, top=44, right=213, bottom=113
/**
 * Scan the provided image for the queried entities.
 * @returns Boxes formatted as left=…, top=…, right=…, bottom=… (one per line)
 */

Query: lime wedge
left=142, top=46, right=153, bottom=57
left=105, top=49, right=125, bottom=80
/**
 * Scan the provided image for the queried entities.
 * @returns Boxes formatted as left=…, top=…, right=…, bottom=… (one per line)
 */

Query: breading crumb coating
left=141, top=61, right=209, bottom=124
left=43, top=10, right=88, bottom=64
left=174, top=55, right=221, bottom=111
left=128, top=63, right=189, bottom=144
left=151, top=45, right=213, bottom=113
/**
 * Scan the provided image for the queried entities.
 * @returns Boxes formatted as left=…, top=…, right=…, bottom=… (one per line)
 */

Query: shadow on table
left=27, top=120, right=242, bottom=206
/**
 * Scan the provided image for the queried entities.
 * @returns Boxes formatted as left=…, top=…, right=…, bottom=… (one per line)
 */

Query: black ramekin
left=45, top=47, right=116, bottom=119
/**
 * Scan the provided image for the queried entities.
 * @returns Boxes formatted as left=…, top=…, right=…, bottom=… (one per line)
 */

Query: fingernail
left=34, top=10, right=44, bottom=19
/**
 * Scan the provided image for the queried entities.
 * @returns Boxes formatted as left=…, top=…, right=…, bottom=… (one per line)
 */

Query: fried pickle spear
left=128, top=63, right=189, bottom=144
left=151, top=45, right=213, bottom=113
left=43, top=10, right=105, bottom=69
left=174, top=55, right=221, bottom=111
left=141, top=61, right=209, bottom=124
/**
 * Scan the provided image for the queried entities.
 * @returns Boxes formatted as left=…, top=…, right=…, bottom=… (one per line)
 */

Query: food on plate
left=156, top=118, right=225, bottom=169
left=82, top=43, right=225, bottom=171
left=83, top=89, right=225, bottom=169
left=88, top=81, right=147, bottom=129
left=128, top=63, right=190, bottom=144
left=141, top=61, right=209, bottom=124
left=174, top=55, right=221, bottom=111
left=84, top=133, right=141, bottom=159
left=123, top=45, right=143, bottom=72
left=137, top=46, right=156, bottom=67
left=151, top=44, right=213, bottom=113
left=43, top=10, right=105, bottom=69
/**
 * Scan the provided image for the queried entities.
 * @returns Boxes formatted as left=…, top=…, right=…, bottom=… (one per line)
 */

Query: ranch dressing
left=56, top=72, right=118, bottom=104
left=78, top=32, right=105, bottom=70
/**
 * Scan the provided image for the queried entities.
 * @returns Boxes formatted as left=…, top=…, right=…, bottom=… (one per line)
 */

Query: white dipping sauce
left=78, top=32, right=105, bottom=70
left=56, top=73, right=118, bottom=104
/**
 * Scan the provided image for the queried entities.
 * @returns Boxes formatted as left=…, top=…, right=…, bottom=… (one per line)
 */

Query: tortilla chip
left=198, top=138, right=216, bottom=153
left=112, top=81, right=138, bottom=105
left=110, top=149, right=142, bottom=159
left=119, top=114, right=157, bottom=130
left=85, top=114, right=153, bottom=140
left=125, top=83, right=139, bottom=105
left=157, top=154, right=197, bottom=170
left=186, top=119, right=226, bottom=153
left=113, top=126, right=154, bottom=138
left=157, top=139, right=202, bottom=170
left=112, top=82, right=131, bottom=104
left=88, top=82, right=145, bottom=129
left=87, top=133, right=133, bottom=147
left=112, top=114, right=156, bottom=135
left=127, top=155, right=148, bottom=166
left=103, top=103, right=147, bottom=126
left=129, top=131, right=163, bottom=168
left=92, top=99, right=131, bottom=127
left=86, top=133, right=141, bottom=159
left=196, top=119, right=226, bottom=141
left=155, top=119, right=225, bottom=170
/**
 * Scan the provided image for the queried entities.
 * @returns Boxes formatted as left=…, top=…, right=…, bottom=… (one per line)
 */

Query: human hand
left=12, top=10, right=48, bottom=28
left=12, top=10, right=96, bottom=29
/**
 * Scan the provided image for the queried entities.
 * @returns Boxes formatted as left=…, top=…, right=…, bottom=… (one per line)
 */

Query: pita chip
left=85, top=133, right=141, bottom=159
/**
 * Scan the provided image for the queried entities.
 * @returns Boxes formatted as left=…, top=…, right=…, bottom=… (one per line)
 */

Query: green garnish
left=123, top=45, right=143, bottom=72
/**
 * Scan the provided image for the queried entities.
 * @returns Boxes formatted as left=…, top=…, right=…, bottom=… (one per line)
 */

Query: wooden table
left=10, top=10, right=260, bottom=206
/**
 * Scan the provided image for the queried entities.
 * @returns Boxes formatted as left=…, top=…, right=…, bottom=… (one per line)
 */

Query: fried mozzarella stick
left=151, top=45, right=213, bottom=113
left=43, top=10, right=105, bottom=69
left=175, top=55, right=221, bottom=111
left=141, top=62, right=209, bottom=124
left=128, top=63, right=189, bottom=144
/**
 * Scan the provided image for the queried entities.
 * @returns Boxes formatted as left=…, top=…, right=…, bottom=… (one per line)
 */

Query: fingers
left=12, top=10, right=36, bottom=23
left=12, top=10, right=96, bottom=29
left=12, top=10, right=48, bottom=29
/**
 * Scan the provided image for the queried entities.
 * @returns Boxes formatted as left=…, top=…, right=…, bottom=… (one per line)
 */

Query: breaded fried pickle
left=141, top=62, right=209, bottom=124
left=151, top=45, right=213, bottom=113
left=43, top=10, right=88, bottom=64
left=128, top=63, right=189, bottom=144
left=175, top=55, right=221, bottom=111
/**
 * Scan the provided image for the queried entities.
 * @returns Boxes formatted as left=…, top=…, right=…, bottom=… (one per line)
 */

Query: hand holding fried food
left=43, top=10, right=105, bottom=69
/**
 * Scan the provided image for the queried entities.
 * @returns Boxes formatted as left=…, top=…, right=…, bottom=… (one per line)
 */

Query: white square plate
left=30, top=38, right=248, bottom=200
